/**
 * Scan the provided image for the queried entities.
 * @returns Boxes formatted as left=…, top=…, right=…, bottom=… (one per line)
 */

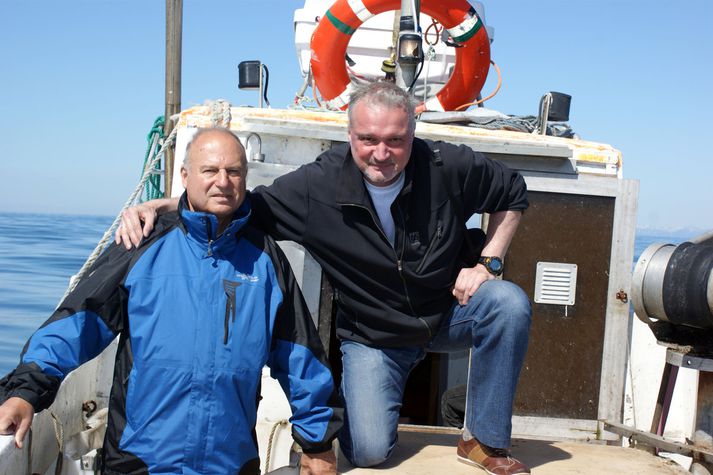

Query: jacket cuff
left=299, top=441, right=335, bottom=455
left=291, top=427, right=336, bottom=454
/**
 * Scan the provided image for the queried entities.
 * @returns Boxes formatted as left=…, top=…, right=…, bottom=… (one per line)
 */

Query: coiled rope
left=207, top=99, right=231, bottom=129
left=142, top=116, right=166, bottom=202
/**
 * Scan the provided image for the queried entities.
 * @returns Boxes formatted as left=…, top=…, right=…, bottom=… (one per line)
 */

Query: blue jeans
left=338, top=280, right=531, bottom=467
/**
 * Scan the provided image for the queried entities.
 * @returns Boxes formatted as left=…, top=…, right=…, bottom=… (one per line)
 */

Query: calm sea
left=0, top=212, right=114, bottom=375
left=0, top=212, right=690, bottom=375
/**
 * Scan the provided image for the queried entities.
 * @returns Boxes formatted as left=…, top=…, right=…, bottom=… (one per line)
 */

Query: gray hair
left=182, top=127, right=245, bottom=168
left=347, top=81, right=417, bottom=133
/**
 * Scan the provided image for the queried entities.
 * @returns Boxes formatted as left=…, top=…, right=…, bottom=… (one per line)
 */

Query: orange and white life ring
left=310, top=0, right=491, bottom=112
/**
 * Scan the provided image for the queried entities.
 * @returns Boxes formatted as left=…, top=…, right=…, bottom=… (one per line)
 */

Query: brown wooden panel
left=506, top=191, right=615, bottom=420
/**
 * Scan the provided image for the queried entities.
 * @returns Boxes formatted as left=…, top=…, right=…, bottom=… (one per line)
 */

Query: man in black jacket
left=117, top=81, right=532, bottom=475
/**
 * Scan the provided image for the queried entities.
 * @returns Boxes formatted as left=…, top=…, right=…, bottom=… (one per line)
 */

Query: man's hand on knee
left=300, top=449, right=337, bottom=475
left=452, top=265, right=493, bottom=305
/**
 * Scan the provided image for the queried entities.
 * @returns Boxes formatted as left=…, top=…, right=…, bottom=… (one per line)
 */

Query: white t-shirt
left=364, top=172, right=405, bottom=246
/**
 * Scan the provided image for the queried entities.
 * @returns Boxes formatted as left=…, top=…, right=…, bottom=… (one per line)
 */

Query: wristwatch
left=478, top=256, right=504, bottom=276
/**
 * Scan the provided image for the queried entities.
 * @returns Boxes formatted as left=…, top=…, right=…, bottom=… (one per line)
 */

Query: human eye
left=227, top=168, right=243, bottom=177
left=202, top=168, right=217, bottom=177
left=359, top=135, right=377, bottom=146
left=387, top=137, right=404, bottom=146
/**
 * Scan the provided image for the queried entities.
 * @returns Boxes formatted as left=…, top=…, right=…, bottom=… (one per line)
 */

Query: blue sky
left=1, top=0, right=711, bottom=231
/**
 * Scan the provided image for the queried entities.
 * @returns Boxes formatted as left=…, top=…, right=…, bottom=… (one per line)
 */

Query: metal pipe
left=632, top=238, right=713, bottom=328
left=395, top=0, right=420, bottom=89
left=259, top=64, right=263, bottom=109
left=538, top=93, right=552, bottom=135
left=164, top=0, right=183, bottom=197
left=245, top=133, right=264, bottom=162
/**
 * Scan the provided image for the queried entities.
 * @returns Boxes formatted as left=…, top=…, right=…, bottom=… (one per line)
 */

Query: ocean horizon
left=0, top=211, right=700, bottom=375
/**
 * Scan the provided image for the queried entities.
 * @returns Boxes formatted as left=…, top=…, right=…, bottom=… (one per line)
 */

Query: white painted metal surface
left=0, top=341, right=116, bottom=475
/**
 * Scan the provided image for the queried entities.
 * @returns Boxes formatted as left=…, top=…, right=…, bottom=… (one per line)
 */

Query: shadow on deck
left=337, top=431, right=688, bottom=474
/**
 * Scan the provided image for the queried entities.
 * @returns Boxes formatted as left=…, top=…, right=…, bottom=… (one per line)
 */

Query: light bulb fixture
left=397, top=32, right=423, bottom=65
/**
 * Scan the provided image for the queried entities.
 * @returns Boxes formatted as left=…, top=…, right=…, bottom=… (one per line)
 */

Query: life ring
left=310, top=0, right=491, bottom=112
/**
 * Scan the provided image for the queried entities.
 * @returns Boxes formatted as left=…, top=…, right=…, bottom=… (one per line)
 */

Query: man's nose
left=215, top=170, right=229, bottom=187
left=373, top=142, right=390, bottom=161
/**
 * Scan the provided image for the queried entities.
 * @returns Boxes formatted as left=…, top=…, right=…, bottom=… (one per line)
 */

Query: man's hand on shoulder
left=114, top=198, right=178, bottom=250
left=452, top=264, right=494, bottom=305
left=300, top=449, right=337, bottom=475
left=0, top=397, right=34, bottom=448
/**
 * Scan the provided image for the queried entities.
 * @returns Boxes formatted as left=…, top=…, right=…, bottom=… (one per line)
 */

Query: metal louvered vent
left=534, top=262, right=578, bottom=305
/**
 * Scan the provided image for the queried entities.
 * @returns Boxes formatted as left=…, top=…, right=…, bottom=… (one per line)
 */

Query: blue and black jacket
left=0, top=194, right=342, bottom=474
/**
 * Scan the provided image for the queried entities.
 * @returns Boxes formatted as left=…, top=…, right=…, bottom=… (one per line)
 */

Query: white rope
left=49, top=411, right=64, bottom=475
left=206, top=99, right=231, bottom=127
left=60, top=99, right=233, bottom=301
left=49, top=411, right=64, bottom=452
left=60, top=125, right=179, bottom=301
left=264, top=419, right=289, bottom=473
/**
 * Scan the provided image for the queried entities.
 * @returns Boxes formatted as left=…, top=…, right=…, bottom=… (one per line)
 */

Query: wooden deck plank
left=337, top=432, right=688, bottom=474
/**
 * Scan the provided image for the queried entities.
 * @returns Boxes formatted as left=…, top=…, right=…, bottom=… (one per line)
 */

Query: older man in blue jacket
left=0, top=128, right=342, bottom=475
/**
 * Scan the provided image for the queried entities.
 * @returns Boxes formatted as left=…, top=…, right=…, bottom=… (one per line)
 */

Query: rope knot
left=204, top=99, right=232, bottom=128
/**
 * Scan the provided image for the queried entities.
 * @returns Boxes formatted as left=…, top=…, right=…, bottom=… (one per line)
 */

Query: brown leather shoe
left=457, top=438, right=530, bottom=475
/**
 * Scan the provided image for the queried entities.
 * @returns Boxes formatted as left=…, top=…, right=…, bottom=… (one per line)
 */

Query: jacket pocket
left=415, top=220, right=444, bottom=274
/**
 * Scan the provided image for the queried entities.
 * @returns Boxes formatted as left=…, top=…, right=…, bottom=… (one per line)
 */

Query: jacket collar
left=178, top=192, right=251, bottom=254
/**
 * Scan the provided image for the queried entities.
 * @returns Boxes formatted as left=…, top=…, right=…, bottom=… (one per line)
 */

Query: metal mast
left=164, top=0, right=182, bottom=197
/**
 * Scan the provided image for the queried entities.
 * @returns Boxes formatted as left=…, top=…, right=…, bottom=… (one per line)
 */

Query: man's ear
left=180, top=166, right=188, bottom=188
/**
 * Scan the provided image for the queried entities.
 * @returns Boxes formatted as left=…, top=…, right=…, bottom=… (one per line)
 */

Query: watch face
left=489, top=258, right=503, bottom=272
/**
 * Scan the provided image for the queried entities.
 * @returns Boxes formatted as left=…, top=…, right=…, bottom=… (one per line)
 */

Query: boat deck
left=336, top=431, right=688, bottom=474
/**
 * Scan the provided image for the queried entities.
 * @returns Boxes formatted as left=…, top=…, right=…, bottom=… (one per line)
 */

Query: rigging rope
left=61, top=99, right=232, bottom=300
left=50, top=411, right=64, bottom=475
left=59, top=123, right=178, bottom=301
left=141, top=116, right=166, bottom=202
left=264, top=419, right=289, bottom=474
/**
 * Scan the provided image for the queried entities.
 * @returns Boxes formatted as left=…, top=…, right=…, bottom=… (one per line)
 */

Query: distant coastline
left=635, top=226, right=710, bottom=240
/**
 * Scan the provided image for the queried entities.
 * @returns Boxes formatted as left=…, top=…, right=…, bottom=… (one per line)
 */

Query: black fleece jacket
left=250, top=138, right=528, bottom=348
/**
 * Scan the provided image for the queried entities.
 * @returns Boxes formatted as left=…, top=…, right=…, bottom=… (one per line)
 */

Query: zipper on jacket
left=394, top=206, right=431, bottom=338
left=350, top=202, right=431, bottom=338
left=203, top=217, right=214, bottom=257
left=222, top=280, right=239, bottom=344
left=350, top=203, right=394, bottom=249
left=415, top=220, right=444, bottom=274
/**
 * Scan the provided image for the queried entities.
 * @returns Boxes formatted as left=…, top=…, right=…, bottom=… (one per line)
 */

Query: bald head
left=183, top=127, right=246, bottom=168
left=180, top=128, right=248, bottom=231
